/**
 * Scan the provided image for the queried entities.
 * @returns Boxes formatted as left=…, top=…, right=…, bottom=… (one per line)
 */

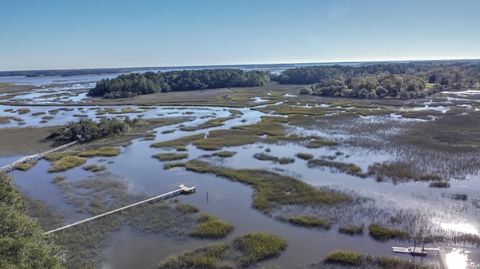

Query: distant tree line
left=88, top=69, right=271, bottom=98
left=275, top=62, right=480, bottom=99
left=48, top=118, right=135, bottom=144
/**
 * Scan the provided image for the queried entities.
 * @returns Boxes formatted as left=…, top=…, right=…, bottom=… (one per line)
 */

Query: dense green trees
left=278, top=62, right=480, bottom=99
left=88, top=69, right=271, bottom=98
left=0, top=173, right=62, bottom=268
left=48, top=118, right=134, bottom=144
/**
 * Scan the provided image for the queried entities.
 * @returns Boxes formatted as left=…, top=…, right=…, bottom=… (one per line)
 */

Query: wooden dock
left=0, top=141, right=78, bottom=174
left=392, top=246, right=448, bottom=269
left=44, top=184, right=196, bottom=235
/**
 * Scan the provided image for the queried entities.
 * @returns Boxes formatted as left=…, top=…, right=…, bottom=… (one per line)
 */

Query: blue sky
left=1, top=0, right=479, bottom=71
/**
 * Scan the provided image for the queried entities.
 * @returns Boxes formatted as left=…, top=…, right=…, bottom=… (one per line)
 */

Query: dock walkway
left=0, top=141, right=78, bottom=174
left=44, top=184, right=196, bottom=235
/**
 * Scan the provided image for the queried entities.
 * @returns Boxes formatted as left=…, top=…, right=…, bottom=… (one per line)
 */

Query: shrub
left=48, top=118, right=133, bottom=144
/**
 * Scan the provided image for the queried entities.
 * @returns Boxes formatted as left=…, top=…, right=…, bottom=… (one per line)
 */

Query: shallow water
left=2, top=81, right=480, bottom=267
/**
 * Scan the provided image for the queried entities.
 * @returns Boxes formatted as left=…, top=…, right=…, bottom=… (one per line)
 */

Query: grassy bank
left=321, top=250, right=433, bottom=269
left=190, top=214, right=233, bottom=239
left=185, top=160, right=352, bottom=213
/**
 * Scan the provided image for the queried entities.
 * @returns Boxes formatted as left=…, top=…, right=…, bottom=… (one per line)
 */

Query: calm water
left=1, top=73, right=479, bottom=268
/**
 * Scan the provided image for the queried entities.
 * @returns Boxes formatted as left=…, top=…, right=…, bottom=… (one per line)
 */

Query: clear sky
left=1, top=0, right=479, bottom=71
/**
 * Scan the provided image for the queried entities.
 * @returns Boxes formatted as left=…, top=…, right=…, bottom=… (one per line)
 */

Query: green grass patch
left=153, top=153, right=188, bottom=161
left=324, top=250, right=363, bottom=266
left=15, top=160, right=37, bottom=171
left=296, top=152, right=314, bottom=160
left=43, top=151, right=76, bottom=162
left=368, top=223, right=409, bottom=241
left=234, top=232, right=287, bottom=266
left=284, top=215, right=330, bottom=230
left=185, top=160, right=351, bottom=213
left=308, top=159, right=363, bottom=176
left=164, top=162, right=186, bottom=170
left=31, top=111, right=46, bottom=116
left=151, top=133, right=205, bottom=150
left=213, top=151, right=236, bottom=158
left=322, top=250, right=434, bottom=269
left=77, top=147, right=119, bottom=157
left=367, top=161, right=443, bottom=183
left=338, top=224, right=364, bottom=236
left=82, top=164, right=106, bottom=172
left=253, top=152, right=279, bottom=162
left=17, top=108, right=31, bottom=114
left=306, top=137, right=338, bottom=148
left=175, top=203, right=200, bottom=214
left=48, top=155, right=86, bottom=173
left=158, top=243, right=229, bottom=269
left=180, top=116, right=235, bottom=131
left=190, top=214, right=233, bottom=239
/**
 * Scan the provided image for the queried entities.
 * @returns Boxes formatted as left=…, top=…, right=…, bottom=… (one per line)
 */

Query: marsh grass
left=151, top=133, right=205, bottom=150
left=213, top=151, right=236, bottom=158
left=253, top=153, right=294, bottom=165
left=338, top=224, right=364, bottom=236
left=324, top=250, right=363, bottom=266
left=52, top=176, right=65, bottom=184
left=320, top=250, right=433, bottom=269
left=278, top=157, right=295, bottom=164
left=158, top=243, right=230, bottom=269
left=368, top=223, right=409, bottom=241
left=77, top=147, right=119, bottom=157
left=48, top=155, right=86, bottom=173
left=164, top=162, right=187, bottom=170
left=15, top=160, right=37, bottom=171
left=190, top=214, right=233, bottom=239
left=429, top=181, right=450, bottom=188
left=176, top=203, right=200, bottom=214
left=308, top=159, right=363, bottom=177
left=306, top=137, right=338, bottom=148
left=17, top=108, right=31, bottom=114
left=54, top=176, right=201, bottom=267
left=234, top=232, right=287, bottom=266
left=367, top=161, right=443, bottom=183
left=82, top=164, right=106, bottom=172
left=180, top=116, right=235, bottom=131
left=296, top=152, right=314, bottom=160
left=284, top=215, right=330, bottom=230
left=153, top=153, right=189, bottom=161
left=185, top=160, right=352, bottom=214
left=253, top=152, right=279, bottom=162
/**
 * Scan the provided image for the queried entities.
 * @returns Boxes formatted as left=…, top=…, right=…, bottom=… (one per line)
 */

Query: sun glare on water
left=440, top=222, right=479, bottom=235
left=446, top=249, right=468, bottom=269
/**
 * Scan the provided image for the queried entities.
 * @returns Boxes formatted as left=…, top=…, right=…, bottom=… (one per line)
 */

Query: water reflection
left=440, top=222, right=479, bottom=235
left=446, top=249, right=468, bottom=269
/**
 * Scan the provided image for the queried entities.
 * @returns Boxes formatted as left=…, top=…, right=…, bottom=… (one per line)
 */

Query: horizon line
left=1, top=57, right=479, bottom=73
